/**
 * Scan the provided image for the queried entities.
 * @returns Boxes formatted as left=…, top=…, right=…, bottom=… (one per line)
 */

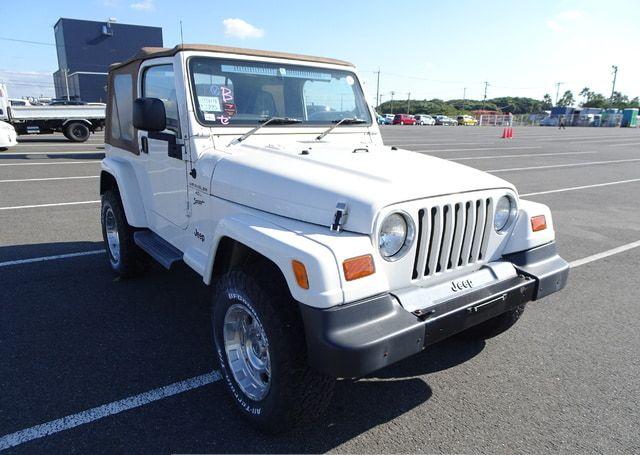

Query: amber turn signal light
left=343, top=254, right=375, bottom=281
left=531, top=215, right=547, bottom=232
left=291, top=260, right=309, bottom=289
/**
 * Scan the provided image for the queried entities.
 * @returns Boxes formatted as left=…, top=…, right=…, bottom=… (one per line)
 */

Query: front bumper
left=300, top=242, right=569, bottom=378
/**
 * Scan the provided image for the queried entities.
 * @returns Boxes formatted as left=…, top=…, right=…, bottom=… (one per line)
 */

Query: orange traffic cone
left=501, top=128, right=507, bottom=139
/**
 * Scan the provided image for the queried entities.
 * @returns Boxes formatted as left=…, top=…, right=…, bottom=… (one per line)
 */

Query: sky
left=1, top=0, right=639, bottom=103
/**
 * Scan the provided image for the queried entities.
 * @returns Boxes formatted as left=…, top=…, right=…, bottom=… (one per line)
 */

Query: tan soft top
left=109, top=44, right=353, bottom=71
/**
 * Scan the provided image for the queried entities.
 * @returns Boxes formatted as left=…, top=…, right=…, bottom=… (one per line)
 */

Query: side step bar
left=133, top=231, right=183, bottom=269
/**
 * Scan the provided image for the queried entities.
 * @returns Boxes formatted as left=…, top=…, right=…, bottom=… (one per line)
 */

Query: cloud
left=222, top=18, right=264, bottom=39
left=546, top=10, right=586, bottom=32
left=130, top=0, right=154, bottom=10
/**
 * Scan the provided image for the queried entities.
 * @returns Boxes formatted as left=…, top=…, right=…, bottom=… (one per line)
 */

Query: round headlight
left=494, top=195, right=516, bottom=233
left=378, top=212, right=414, bottom=260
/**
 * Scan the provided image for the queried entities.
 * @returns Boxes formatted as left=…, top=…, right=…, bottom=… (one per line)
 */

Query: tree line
left=377, top=90, right=640, bottom=115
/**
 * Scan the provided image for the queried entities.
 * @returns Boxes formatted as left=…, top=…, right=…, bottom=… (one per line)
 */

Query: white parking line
left=0, top=200, right=100, bottom=210
left=488, top=158, right=640, bottom=173
left=570, top=240, right=640, bottom=268
left=450, top=151, right=596, bottom=161
left=0, top=371, right=221, bottom=451
left=609, top=142, right=640, bottom=147
left=14, top=142, right=104, bottom=147
left=0, top=176, right=99, bottom=184
left=416, top=146, right=541, bottom=152
left=521, top=178, right=640, bottom=197
left=1, top=151, right=104, bottom=156
left=0, top=250, right=106, bottom=268
left=0, top=161, right=100, bottom=167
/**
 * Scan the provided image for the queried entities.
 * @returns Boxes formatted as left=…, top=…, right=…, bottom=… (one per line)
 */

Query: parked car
left=100, top=43, right=569, bottom=433
left=393, top=113, right=417, bottom=125
left=0, top=121, right=18, bottom=150
left=414, top=114, right=435, bottom=125
left=457, top=115, right=478, bottom=126
left=383, top=114, right=394, bottom=124
left=434, top=115, right=457, bottom=126
left=540, top=116, right=558, bottom=126
left=377, top=114, right=385, bottom=125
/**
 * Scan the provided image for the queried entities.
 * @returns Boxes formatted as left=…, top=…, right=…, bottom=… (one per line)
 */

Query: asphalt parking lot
left=1, top=126, right=640, bottom=453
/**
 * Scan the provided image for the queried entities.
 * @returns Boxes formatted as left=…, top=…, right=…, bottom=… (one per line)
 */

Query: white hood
left=210, top=143, right=515, bottom=234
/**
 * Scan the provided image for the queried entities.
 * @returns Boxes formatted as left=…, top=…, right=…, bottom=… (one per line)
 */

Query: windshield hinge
left=330, top=202, right=348, bottom=232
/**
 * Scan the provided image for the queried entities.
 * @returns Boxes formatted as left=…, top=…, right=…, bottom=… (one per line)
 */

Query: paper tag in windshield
left=198, top=96, right=221, bottom=112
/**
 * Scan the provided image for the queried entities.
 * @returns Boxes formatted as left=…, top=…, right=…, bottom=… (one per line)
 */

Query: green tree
left=557, top=90, right=575, bottom=107
left=542, top=94, right=553, bottom=110
left=579, top=87, right=590, bottom=104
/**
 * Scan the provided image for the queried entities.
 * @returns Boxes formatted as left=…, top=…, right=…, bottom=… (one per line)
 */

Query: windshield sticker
left=223, top=103, right=236, bottom=117
left=221, top=86, right=234, bottom=103
left=220, top=64, right=331, bottom=81
left=219, top=115, right=230, bottom=125
left=346, top=75, right=355, bottom=86
left=203, top=112, right=216, bottom=122
left=198, top=96, right=221, bottom=112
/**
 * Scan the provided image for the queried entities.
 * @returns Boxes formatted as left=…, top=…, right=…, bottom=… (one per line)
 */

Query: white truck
left=100, top=44, right=569, bottom=433
left=0, top=84, right=105, bottom=142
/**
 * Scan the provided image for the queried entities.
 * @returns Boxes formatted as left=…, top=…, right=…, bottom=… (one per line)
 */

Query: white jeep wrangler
left=100, top=44, right=569, bottom=432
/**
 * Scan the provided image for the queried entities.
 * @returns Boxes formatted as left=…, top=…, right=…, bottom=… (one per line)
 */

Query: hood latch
left=330, top=202, right=348, bottom=232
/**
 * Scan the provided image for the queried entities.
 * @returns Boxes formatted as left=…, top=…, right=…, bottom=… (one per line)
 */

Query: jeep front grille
left=412, top=197, right=494, bottom=280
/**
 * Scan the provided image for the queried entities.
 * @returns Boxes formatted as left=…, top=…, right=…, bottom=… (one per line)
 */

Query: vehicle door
left=138, top=60, right=189, bottom=229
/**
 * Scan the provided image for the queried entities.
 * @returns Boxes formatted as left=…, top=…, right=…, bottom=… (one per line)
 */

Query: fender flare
left=100, top=156, right=148, bottom=227
left=201, top=213, right=344, bottom=309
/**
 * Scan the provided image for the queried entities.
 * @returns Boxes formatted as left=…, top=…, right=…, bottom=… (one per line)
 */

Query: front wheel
left=458, top=304, right=526, bottom=340
left=100, top=189, right=145, bottom=277
left=213, top=268, right=335, bottom=433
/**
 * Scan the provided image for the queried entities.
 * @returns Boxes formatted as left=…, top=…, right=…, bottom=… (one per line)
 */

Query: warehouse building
left=52, top=18, right=163, bottom=102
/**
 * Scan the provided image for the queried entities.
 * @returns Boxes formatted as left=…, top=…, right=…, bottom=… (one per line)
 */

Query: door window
left=111, top=74, right=133, bottom=141
left=143, top=65, right=181, bottom=135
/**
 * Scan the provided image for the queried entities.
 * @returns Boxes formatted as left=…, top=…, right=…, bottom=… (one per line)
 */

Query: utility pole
left=554, top=82, right=563, bottom=105
left=406, top=92, right=411, bottom=113
left=462, top=87, right=467, bottom=111
left=375, top=69, right=381, bottom=107
left=64, top=68, right=70, bottom=101
left=610, top=65, right=618, bottom=100
left=390, top=91, right=395, bottom=114
left=481, top=81, right=489, bottom=111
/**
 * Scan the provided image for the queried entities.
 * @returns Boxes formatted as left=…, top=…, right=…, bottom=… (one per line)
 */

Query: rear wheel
left=213, top=266, right=335, bottom=433
left=100, top=189, right=145, bottom=277
left=458, top=304, right=526, bottom=340
left=64, top=122, right=90, bottom=142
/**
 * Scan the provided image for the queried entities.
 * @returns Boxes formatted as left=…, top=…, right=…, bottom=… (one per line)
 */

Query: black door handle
left=141, top=136, right=148, bottom=154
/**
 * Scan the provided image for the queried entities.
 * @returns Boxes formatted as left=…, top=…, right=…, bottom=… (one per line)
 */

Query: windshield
left=188, top=57, right=372, bottom=126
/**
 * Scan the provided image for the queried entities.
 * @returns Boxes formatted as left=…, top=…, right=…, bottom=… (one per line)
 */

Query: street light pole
left=376, top=69, right=381, bottom=107
left=406, top=92, right=410, bottom=113
left=64, top=68, right=70, bottom=101
left=390, top=91, right=395, bottom=114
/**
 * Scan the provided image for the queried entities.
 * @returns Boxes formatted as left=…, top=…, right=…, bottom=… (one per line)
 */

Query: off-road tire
left=100, top=189, right=145, bottom=277
left=458, top=304, right=526, bottom=340
left=213, top=266, right=335, bottom=433
left=64, top=122, right=90, bottom=142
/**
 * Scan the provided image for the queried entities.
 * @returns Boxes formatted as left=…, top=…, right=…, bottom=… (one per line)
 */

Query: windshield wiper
left=315, top=117, right=368, bottom=141
left=229, top=117, right=302, bottom=145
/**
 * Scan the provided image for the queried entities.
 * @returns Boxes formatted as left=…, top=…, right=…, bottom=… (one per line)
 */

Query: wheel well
left=211, top=237, right=288, bottom=289
left=100, top=171, right=118, bottom=195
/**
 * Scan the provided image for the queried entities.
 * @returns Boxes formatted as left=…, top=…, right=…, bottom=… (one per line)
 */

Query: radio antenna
left=180, top=20, right=184, bottom=46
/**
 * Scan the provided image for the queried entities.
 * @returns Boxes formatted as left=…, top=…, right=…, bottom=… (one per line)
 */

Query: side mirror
left=133, top=97, right=166, bottom=132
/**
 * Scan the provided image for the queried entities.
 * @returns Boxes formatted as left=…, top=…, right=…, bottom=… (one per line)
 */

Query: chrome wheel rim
left=104, top=206, right=120, bottom=263
left=223, top=303, right=271, bottom=401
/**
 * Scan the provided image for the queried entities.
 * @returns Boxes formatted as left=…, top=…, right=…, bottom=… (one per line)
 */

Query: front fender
left=204, top=214, right=344, bottom=308
left=101, top=157, right=148, bottom=227
left=503, top=199, right=556, bottom=254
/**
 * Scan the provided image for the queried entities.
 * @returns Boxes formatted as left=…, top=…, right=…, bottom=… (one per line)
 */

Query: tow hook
left=412, top=308, right=436, bottom=321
